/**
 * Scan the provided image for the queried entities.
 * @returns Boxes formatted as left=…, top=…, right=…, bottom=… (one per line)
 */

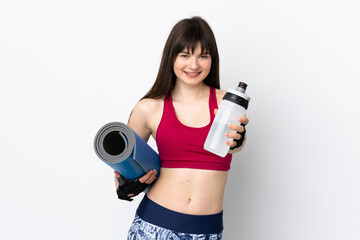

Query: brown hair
left=141, top=16, right=220, bottom=100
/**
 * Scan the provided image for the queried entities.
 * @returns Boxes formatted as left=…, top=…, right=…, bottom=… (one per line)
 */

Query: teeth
left=186, top=72, right=199, bottom=75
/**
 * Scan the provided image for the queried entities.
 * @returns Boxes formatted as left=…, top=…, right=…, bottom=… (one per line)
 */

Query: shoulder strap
left=162, top=93, right=177, bottom=122
left=209, top=87, right=218, bottom=120
left=162, top=94, right=170, bottom=116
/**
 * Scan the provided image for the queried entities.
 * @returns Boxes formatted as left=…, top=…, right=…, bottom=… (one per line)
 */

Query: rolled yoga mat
left=94, top=122, right=160, bottom=180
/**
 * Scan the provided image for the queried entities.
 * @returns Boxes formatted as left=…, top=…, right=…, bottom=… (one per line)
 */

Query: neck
left=172, top=81, right=209, bottom=101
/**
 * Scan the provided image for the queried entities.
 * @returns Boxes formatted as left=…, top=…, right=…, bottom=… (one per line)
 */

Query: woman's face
left=173, top=42, right=212, bottom=86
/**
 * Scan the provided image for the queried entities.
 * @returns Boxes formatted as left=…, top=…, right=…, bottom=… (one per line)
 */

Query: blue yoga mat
left=94, top=122, right=160, bottom=180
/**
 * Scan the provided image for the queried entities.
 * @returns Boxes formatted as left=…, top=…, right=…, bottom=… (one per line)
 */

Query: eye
left=178, top=53, right=189, bottom=58
left=200, top=54, right=210, bottom=59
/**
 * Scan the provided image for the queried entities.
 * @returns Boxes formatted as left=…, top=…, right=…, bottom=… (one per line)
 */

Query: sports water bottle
left=204, top=82, right=250, bottom=157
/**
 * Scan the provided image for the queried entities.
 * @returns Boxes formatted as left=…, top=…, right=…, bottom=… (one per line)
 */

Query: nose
left=189, top=56, right=199, bottom=70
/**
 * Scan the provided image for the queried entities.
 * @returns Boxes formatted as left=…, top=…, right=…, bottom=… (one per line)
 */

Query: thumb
left=114, top=171, right=121, bottom=178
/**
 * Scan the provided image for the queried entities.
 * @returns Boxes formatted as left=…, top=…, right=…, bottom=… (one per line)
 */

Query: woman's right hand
left=114, top=169, right=158, bottom=197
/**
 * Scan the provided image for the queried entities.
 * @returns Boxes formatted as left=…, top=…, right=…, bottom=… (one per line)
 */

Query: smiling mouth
left=185, top=71, right=201, bottom=77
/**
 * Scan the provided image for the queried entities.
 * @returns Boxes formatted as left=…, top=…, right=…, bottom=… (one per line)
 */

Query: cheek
left=173, top=59, right=184, bottom=71
left=173, top=63, right=184, bottom=79
left=204, top=60, right=212, bottom=72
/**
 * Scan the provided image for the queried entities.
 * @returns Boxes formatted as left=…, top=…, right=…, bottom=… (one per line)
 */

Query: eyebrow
left=179, top=51, right=210, bottom=55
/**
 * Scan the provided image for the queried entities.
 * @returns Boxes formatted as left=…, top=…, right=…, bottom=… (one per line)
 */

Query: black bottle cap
left=238, top=82, right=247, bottom=90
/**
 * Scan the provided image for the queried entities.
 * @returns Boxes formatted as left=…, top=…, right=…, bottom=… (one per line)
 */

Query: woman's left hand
left=214, top=109, right=249, bottom=153
left=225, top=116, right=249, bottom=152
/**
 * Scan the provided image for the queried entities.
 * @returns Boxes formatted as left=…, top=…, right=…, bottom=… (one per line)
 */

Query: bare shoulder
left=128, top=97, right=164, bottom=141
left=215, top=89, right=227, bottom=107
left=215, top=89, right=227, bottom=98
left=133, top=98, right=164, bottom=117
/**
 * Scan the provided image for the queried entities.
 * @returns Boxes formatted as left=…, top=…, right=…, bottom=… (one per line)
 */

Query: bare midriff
left=146, top=168, right=228, bottom=215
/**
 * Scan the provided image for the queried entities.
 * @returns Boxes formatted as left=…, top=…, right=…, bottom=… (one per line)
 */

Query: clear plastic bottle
left=204, top=82, right=250, bottom=157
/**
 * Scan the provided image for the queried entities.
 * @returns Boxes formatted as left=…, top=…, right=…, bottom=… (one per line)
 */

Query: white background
left=1, top=0, right=359, bottom=239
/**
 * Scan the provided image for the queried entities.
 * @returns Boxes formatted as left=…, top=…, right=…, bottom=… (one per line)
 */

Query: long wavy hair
left=141, top=16, right=220, bottom=100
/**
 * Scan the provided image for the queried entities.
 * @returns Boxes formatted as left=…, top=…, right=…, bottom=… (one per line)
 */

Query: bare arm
left=114, top=99, right=158, bottom=195
left=127, top=99, right=153, bottom=142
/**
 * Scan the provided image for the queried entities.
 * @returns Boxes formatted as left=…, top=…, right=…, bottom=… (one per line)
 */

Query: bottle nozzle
left=235, top=82, right=247, bottom=93
left=238, top=82, right=247, bottom=90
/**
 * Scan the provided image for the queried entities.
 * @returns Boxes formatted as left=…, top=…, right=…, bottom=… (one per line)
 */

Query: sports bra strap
left=209, top=87, right=218, bottom=120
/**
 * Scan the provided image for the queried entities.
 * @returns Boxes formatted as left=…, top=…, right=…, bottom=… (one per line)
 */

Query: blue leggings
left=127, top=195, right=223, bottom=240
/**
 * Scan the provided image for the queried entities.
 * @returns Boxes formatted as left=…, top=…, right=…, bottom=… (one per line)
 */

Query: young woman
left=115, top=16, right=249, bottom=239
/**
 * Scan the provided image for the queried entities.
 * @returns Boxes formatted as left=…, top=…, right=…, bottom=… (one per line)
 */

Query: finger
left=139, top=170, right=154, bottom=183
left=144, top=171, right=155, bottom=184
left=127, top=193, right=135, bottom=197
left=226, top=140, right=237, bottom=147
left=149, top=170, right=158, bottom=183
left=214, top=109, right=218, bottom=115
left=228, top=123, right=244, bottom=133
left=225, top=131, right=242, bottom=140
left=238, top=116, right=249, bottom=125
left=239, top=124, right=246, bottom=133
left=114, top=171, right=121, bottom=178
left=145, top=175, right=155, bottom=184
left=114, top=175, right=119, bottom=188
left=145, top=170, right=157, bottom=184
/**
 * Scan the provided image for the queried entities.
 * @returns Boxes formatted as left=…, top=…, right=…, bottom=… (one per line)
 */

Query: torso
left=147, top=168, right=228, bottom=215
left=132, top=87, right=228, bottom=215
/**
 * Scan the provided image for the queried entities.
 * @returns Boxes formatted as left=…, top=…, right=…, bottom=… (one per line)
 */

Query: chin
left=180, top=75, right=207, bottom=86
left=184, top=79, right=205, bottom=86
